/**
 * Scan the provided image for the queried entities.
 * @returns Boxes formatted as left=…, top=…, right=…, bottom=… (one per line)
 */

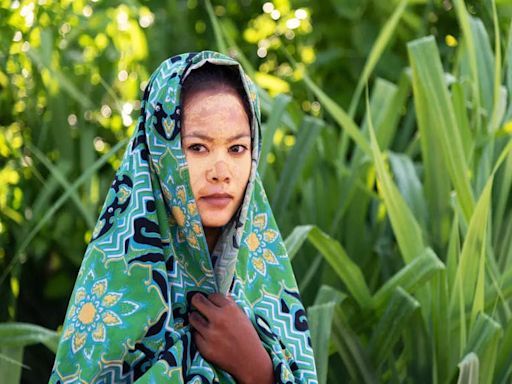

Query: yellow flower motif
left=78, top=302, right=96, bottom=324
left=187, top=232, right=199, bottom=249
left=187, top=202, right=197, bottom=216
left=247, top=232, right=260, bottom=252
left=92, top=279, right=106, bottom=296
left=192, top=222, right=202, bottom=235
left=253, top=214, right=267, bottom=229
left=162, top=185, right=172, bottom=201
left=176, top=185, right=186, bottom=203
left=263, top=229, right=278, bottom=243
left=62, top=278, right=129, bottom=354
left=246, top=213, right=280, bottom=280
left=172, top=206, right=186, bottom=226
left=263, top=249, right=277, bottom=264
left=252, top=257, right=265, bottom=275
left=103, top=312, right=122, bottom=325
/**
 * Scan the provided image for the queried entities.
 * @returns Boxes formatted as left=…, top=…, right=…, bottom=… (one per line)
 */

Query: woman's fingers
left=191, top=293, right=218, bottom=319
left=207, top=293, right=231, bottom=307
left=189, top=311, right=208, bottom=333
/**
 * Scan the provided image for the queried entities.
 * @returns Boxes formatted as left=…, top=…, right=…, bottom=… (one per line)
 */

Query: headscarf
left=49, top=50, right=318, bottom=384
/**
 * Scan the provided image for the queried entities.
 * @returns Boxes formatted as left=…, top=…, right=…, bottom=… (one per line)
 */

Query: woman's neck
left=204, top=227, right=221, bottom=254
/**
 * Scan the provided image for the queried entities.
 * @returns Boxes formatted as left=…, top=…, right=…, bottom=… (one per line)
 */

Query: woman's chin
left=200, top=214, right=232, bottom=229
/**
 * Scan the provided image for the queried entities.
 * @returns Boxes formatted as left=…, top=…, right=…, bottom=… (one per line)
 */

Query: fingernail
left=194, top=294, right=203, bottom=302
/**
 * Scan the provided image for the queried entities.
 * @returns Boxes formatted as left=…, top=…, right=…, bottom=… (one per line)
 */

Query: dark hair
left=180, top=62, right=252, bottom=123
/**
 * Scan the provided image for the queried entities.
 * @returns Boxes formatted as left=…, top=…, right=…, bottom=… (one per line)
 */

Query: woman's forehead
left=181, top=88, right=251, bottom=138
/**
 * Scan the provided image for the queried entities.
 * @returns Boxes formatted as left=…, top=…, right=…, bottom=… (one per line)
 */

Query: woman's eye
left=188, top=144, right=206, bottom=152
left=230, top=145, right=247, bottom=154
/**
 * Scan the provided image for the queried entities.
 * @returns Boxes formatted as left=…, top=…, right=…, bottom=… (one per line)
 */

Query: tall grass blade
left=388, top=152, right=428, bottom=229
left=464, top=313, right=502, bottom=384
left=259, top=94, right=291, bottom=179
left=457, top=353, right=479, bottom=384
left=368, top=99, right=425, bottom=263
left=0, top=138, right=129, bottom=285
left=348, top=0, right=408, bottom=117
left=368, top=287, right=420, bottom=366
left=453, top=0, right=482, bottom=132
left=272, top=116, right=323, bottom=216
left=494, top=322, right=512, bottom=384
left=26, top=143, right=95, bottom=229
left=372, top=248, right=444, bottom=310
left=284, top=225, right=313, bottom=261
left=449, top=174, right=492, bottom=329
left=27, top=49, right=94, bottom=110
left=307, top=227, right=372, bottom=309
left=432, top=270, right=451, bottom=383
left=408, top=36, right=475, bottom=223
left=0, top=322, right=60, bottom=353
left=205, top=0, right=228, bottom=54
left=332, top=309, right=378, bottom=384
left=0, top=347, right=23, bottom=384
left=353, top=78, right=398, bottom=166
left=302, top=73, right=371, bottom=156
left=309, top=303, right=336, bottom=384
left=469, top=17, right=495, bottom=125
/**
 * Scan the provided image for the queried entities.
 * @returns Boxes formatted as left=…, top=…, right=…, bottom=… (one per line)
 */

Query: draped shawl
left=49, top=50, right=318, bottom=384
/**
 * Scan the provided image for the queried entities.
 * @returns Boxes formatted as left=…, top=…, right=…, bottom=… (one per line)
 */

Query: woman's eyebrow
left=182, top=132, right=251, bottom=142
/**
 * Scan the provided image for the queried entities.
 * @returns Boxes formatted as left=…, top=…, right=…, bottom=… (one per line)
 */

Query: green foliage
left=2, top=0, right=512, bottom=383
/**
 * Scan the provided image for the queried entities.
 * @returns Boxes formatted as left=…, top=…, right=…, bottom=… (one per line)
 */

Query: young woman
left=49, top=51, right=318, bottom=383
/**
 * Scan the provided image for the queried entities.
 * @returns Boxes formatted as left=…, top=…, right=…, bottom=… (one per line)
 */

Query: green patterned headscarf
left=49, top=51, right=318, bottom=383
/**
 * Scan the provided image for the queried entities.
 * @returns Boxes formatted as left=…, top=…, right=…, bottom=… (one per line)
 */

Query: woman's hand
left=189, top=293, right=274, bottom=384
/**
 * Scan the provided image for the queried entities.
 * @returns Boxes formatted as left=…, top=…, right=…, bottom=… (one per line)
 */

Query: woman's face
left=181, top=85, right=252, bottom=230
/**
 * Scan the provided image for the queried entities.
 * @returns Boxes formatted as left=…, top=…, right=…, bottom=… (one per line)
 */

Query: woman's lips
left=200, top=196, right=233, bottom=208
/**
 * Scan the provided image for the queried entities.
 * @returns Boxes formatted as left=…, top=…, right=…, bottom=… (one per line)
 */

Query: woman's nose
left=206, top=160, right=230, bottom=183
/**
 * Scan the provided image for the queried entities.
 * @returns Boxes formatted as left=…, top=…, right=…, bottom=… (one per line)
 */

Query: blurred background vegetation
left=2, top=0, right=512, bottom=383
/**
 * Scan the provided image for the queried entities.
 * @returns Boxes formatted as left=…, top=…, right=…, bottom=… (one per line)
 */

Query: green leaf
left=307, top=227, right=372, bottom=309
left=432, top=270, right=452, bottom=383
left=451, top=82, right=473, bottom=163
left=284, top=225, right=313, bottom=261
left=332, top=308, right=378, bottom=384
left=348, top=0, right=408, bottom=117
left=259, top=93, right=291, bottom=179
left=368, top=287, right=420, bottom=366
left=0, top=322, right=60, bottom=353
left=494, top=321, right=512, bottom=384
left=302, top=73, right=371, bottom=156
left=27, top=49, right=94, bottom=110
left=272, top=116, right=323, bottom=217
left=309, top=302, right=336, bottom=384
left=469, top=17, right=495, bottom=124
left=0, top=347, right=24, bottom=384
left=26, top=143, right=95, bottom=229
left=205, top=0, right=228, bottom=54
left=457, top=353, right=479, bottom=384
left=372, top=248, right=445, bottom=310
left=408, top=35, right=475, bottom=223
left=453, top=0, right=482, bottom=132
left=464, top=313, right=502, bottom=384
left=0, top=138, right=129, bottom=285
left=368, top=101, right=425, bottom=263
left=388, top=152, right=428, bottom=229
left=449, top=175, right=493, bottom=332
left=314, top=285, right=348, bottom=307
left=352, top=78, right=399, bottom=166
